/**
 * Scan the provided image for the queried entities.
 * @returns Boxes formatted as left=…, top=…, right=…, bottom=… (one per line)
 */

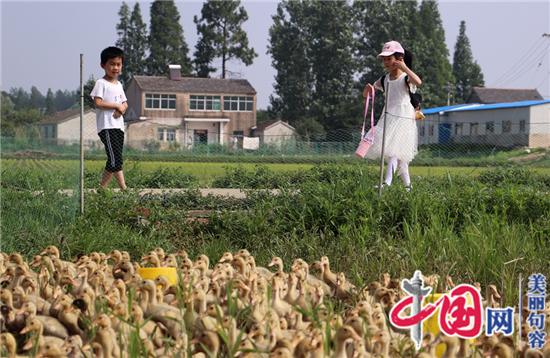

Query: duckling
left=1, top=332, right=26, bottom=358
left=333, top=325, right=362, bottom=358
left=490, top=342, right=514, bottom=358
left=35, top=342, right=68, bottom=358
left=439, top=334, right=460, bottom=358
left=20, top=317, right=65, bottom=352
left=17, top=301, right=68, bottom=339
left=93, top=314, right=120, bottom=358
left=56, top=297, right=84, bottom=338
left=316, top=256, right=338, bottom=291
left=371, top=330, right=391, bottom=358
left=334, top=272, right=356, bottom=300
left=192, top=330, right=220, bottom=357
left=271, top=277, right=292, bottom=318
left=269, top=347, right=293, bottom=358
left=268, top=257, right=285, bottom=274
left=485, top=284, right=502, bottom=308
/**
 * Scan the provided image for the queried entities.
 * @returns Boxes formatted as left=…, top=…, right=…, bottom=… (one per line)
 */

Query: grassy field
left=2, top=163, right=549, bottom=306
left=4, top=158, right=550, bottom=187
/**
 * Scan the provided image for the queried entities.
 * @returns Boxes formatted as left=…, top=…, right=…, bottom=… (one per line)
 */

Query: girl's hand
left=394, top=58, right=408, bottom=71
left=113, top=110, right=122, bottom=119
left=363, top=83, right=375, bottom=98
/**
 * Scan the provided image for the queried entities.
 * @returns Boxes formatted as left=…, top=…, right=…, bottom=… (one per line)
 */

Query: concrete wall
left=529, top=103, right=550, bottom=147
left=125, top=81, right=257, bottom=144
left=262, top=123, right=296, bottom=145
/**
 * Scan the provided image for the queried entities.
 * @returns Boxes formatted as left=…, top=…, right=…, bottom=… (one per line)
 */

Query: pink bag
left=355, top=87, right=376, bottom=158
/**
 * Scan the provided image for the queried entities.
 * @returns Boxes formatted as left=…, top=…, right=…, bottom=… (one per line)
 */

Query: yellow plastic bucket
left=137, top=267, right=178, bottom=286
left=422, top=293, right=475, bottom=357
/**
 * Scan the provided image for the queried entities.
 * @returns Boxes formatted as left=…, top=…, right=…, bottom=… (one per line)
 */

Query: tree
left=305, top=1, right=357, bottom=131
left=127, top=3, right=148, bottom=81
left=45, top=88, right=56, bottom=115
left=115, top=2, right=131, bottom=85
left=415, top=0, right=454, bottom=107
left=268, top=1, right=313, bottom=124
left=29, top=86, right=45, bottom=110
left=8, top=87, right=30, bottom=110
left=193, top=0, right=257, bottom=78
left=452, top=20, right=484, bottom=103
left=76, top=76, right=96, bottom=109
left=54, top=90, right=77, bottom=111
left=147, top=0, right=192, bottom=76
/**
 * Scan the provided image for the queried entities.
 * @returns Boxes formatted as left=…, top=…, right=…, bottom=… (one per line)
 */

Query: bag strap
left=361, top=86, right=375, bottom=138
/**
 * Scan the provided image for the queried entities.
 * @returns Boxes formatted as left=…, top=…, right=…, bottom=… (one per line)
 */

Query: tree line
left=2, top=0, right=484, bottom=139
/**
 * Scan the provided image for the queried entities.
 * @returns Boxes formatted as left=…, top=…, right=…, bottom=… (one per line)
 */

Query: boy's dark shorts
left=98, top=129, right=124, bottom=172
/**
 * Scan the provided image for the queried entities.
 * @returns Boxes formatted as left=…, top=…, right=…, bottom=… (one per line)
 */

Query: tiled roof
left=468, top=87, right=543, bottom=104
left=132, top=76, right=256, bottom=95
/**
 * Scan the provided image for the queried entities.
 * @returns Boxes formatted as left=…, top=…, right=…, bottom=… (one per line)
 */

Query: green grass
left=2, top=164, right=549, bottom=306
left=4, top=158, right=550, bottom=187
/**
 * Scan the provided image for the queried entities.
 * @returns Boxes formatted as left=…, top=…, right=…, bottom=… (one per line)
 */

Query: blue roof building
left=419, top=100, right=550, bottom=148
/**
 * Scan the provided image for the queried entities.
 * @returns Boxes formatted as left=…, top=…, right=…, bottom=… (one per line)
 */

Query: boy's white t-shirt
left=90, top=78, right=127, bottom=133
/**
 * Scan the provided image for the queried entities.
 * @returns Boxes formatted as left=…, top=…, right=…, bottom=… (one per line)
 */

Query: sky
left=1, top=0, right=549, bottom=110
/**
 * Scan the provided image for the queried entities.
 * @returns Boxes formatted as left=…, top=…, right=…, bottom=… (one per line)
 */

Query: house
left=251, top=120, right=297, bottom=146
left=125, top=65, right=257, bottom=149
left=467, top=87, right=543, bottom=104
left=418, top=99, right=550, bottom=148
left=38, top=108, right=100, bottom=147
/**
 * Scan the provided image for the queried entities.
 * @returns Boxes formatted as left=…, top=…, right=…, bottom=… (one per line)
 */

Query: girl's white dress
left=365, top=72, right=418, bottom=163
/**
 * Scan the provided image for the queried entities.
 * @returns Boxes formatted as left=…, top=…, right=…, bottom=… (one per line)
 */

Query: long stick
left=79, top=54, right=84, bottom=215
left=378, top=78, right=390, bottom=196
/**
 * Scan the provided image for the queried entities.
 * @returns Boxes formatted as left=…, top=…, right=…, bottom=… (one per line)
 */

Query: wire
left=490, top=36, right=546, bottom=86
left=492, top=41, right=550, bottom=87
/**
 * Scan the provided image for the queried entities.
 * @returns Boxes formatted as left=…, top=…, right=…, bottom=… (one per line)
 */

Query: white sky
left=1, top=0, right=549, bottom=109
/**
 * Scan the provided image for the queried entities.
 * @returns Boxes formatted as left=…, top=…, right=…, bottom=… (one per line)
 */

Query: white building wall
left=263, top=123, right=296, bottom=145
left=56, top=112, right=97, bottom=143
left=529, top=103, right=550, bottom=147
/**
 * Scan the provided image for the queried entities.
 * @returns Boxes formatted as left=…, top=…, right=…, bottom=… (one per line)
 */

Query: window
left=502, top=121, right=512, bottom=133
left=429, top=125, right=434, bottom=136
left=42, top=125, right=56, bottom=139
left=455, top=123, right=463, bottom=135
left=190, top=95, right=221, bottom=111
left=470, top=123, right=479, bottom=136
left=166, top=129, right=176, bottom=142
left=224, top=96, right=253, bottom=111
left=486, top=121, right=494, bottom=134
left=158, top=128, right=176, bottom=141
left=145, top=94, right=176, bottom=109
left=519, top=120, right=526, bottom=133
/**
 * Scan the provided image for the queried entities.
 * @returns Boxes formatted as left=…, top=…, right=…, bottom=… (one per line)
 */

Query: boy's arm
left=93, top=97, right=126, bottom=114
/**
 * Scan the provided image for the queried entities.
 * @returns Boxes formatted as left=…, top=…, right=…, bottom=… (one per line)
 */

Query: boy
left=90, top=46, right=128, bottom=190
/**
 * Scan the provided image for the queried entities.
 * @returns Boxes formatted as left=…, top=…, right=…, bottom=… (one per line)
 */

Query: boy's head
left=100, top=46, right=124, bottom=65
left=100, top=46, right=124, bottom=80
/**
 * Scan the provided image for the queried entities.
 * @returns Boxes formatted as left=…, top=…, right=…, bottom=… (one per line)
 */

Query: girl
left=363, top=40, right=422, bottom=189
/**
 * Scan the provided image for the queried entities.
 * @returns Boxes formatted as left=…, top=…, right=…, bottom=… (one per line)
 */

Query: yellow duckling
left=1, top=332, right=26, bottom=358
left=93, top=314, right=120, bottom=358
left=333, top=325, right=362, bottom=358
left=20, top=317, right=65, bottom=353
left=17, top=301, right=68, bottom=339
left=191, top=330, right=221, bottom=357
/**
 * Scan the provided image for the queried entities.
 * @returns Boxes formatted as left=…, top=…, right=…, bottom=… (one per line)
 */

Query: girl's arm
left=395, top=59, right=422, bottom=86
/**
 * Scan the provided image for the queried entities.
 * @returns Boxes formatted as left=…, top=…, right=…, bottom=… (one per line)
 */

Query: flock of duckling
left=0, top=245, right=548, bottom=358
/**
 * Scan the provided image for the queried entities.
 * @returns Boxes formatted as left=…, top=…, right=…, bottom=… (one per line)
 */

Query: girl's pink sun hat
left=378, top=41, right=404, bottom=57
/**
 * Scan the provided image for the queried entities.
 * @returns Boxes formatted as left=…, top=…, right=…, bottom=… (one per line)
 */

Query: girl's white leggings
left=385, top=157, right=411, bottom=187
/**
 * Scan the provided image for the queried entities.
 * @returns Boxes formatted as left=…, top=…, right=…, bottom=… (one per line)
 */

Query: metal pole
left=518, top=273, right=522, bottom=348
left=79, top=54, right=84, bottom=215
left=378, top=78, right=390, bottom=196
